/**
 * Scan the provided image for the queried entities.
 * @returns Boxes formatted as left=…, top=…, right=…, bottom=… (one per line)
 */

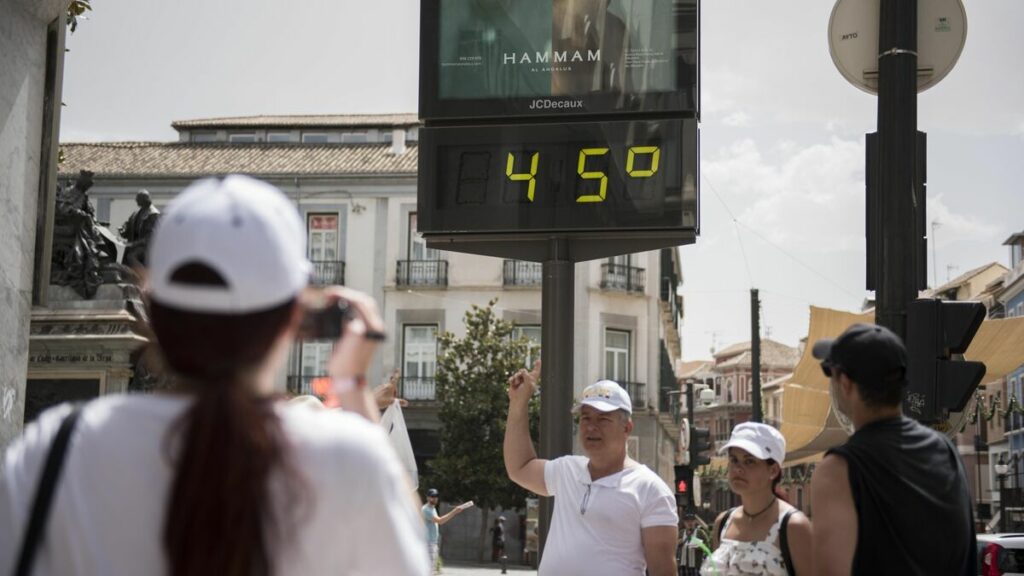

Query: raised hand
left=507, top=360, right=541, bottom=407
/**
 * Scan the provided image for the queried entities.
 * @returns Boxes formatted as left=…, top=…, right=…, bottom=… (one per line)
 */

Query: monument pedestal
left=26, top=284, right=148, bottom=422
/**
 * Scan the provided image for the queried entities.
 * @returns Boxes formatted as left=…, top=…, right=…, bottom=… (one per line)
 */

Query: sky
left=60, top=0, right=1024, bottom=361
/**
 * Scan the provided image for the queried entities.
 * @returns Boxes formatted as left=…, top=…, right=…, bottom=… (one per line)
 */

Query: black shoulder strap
left=780, top=509, right=797, bottom=576
left=13, top=406, right=84, bottom=576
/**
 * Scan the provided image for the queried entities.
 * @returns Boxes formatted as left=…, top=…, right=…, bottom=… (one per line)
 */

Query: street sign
left=419, top=0, right=699, bottom=121
left=828, top=0, right=967, bottom=94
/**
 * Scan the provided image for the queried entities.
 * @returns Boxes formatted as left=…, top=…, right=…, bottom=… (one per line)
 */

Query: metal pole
left=538, top=238, right=574, bottom=559
left=686, top=378, right=695, bottom=512
left=874, top=0, right=919, bottom=340
left=931, top=220, right=940, bottom=288
left=751, top=289, right=762, bottom=423
left=1001, top=473, right=1007, bottom=533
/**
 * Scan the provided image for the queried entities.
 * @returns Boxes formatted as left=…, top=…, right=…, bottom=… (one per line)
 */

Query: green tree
left=427, top=299, right=540, bottom=562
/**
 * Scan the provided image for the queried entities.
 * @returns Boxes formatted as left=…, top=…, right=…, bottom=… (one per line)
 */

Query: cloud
left=722, top=112, right=751, bottom=127
left=928, top=194, right=999, bottom=246
left=702, top=135, right=866, bottom=254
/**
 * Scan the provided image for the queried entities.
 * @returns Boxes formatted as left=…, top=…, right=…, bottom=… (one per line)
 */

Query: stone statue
left=50, top=170, right=120, bottom=298
left=119, top=190, right=160, bottom=267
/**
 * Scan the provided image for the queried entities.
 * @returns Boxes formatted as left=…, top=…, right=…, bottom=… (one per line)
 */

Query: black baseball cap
left=812, top=323, right=909, bottom=389
left=427, top=488, right=439, bottom=497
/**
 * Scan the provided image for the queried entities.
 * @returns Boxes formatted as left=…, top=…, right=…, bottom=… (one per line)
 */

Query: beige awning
left=780, top=307, right=1024, bottom=462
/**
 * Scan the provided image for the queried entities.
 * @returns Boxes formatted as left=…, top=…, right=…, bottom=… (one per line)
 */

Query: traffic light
left=673, top=464, right=693, bottom=508
left=904, top=298, right=987, bottom=423
left=689, top=426, right=712, bottom=467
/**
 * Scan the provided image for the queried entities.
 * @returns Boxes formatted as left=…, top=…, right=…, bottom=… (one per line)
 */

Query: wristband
left=332, top=375, right=366, bottom=394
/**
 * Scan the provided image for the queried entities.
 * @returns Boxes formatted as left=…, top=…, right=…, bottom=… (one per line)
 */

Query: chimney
left=390, top=129, right=407, bottom=155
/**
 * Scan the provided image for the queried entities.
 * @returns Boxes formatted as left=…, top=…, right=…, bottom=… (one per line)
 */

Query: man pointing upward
left=503, top=361, right=678, bottom=576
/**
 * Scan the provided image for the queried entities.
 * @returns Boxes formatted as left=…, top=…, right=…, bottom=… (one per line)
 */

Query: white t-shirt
left=541, top=455, right=678, bottom=576
left=0, top=395, right=430, bottom=576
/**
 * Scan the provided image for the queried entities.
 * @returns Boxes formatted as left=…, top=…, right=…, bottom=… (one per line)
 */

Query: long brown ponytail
left=151, top=297, right=302, bottom=576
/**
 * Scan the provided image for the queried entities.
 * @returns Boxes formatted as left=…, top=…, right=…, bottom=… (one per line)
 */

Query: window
left=300, top=341, right=332, bottom=379
left=403, top=325, right=438, bottom=381
left=408, top=213, right=438, bottom=260
left=302, top=132, right=329, bottom=144
left=308, top=213, right=339, bottom=262
left=228, top=133, right=256, bottom=143
left=604, top=329, right=631, bottom=382
left=512, top=325, right=542, bottom=367
left=382, top=132, right=393, bottom=143
left=340, top=131, right=368, bottom=143
left=192, top=132, right=217, bottom=143
left=267, top=132, right=292, bottom=143
left=605, top=254, right=632, bottom=288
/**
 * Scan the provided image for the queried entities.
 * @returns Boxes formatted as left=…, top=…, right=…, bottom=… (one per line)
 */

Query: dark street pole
left=751, top=289, right=762, bottom=423
left=538, top=238, right=574, bottom=559
left=873, top=0, right=921, bottom=340
left=1000, top=472, right=1007, bottom=533
left=686, top=378, right=696, bottom=512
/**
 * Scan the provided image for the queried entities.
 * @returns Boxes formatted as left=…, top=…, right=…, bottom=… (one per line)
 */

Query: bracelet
left=364, top=330, right=387, bottom=342
left=332, top=375, right=366, bottom=394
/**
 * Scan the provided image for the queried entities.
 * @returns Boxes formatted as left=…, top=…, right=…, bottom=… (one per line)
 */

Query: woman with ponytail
left=0, top=176, right=429, bottom=576
left=700, top=423, right=812, bottom=576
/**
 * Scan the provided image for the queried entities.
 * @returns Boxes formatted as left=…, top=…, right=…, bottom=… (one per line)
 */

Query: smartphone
left=297, top=299, right=353, bottom=340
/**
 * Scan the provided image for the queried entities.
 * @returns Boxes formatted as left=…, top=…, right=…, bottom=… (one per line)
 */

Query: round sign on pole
left=828, top=0, right=967, bottom=94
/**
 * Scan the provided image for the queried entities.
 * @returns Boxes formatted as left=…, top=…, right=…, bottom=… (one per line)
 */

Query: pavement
left=438, top=561, right=538, bottom=575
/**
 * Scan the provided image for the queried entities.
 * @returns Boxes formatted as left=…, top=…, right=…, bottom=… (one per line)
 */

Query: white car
left=978, top=533, right=1024, bottom=576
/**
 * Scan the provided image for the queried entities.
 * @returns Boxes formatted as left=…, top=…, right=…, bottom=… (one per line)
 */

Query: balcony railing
left=600, top=264, right=645, bottom=293
left=311, top=260, right=345, bottom=286
left=397, top=260, right=448, bottom=287
left=621, top=381, right=647, bottom=409
left=399, top=376, right=437, bottom=401
left=287, top=375, right=323, bottom=396
left=503, top=260, right=542, bottom=287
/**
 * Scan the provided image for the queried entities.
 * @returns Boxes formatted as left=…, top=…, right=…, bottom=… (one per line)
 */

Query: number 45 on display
left=505, top=146, right=662, bottom=203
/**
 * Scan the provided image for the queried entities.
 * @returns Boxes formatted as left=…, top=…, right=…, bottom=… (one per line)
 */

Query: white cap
left=148, top=175, right=311, bottom=314
left=719, top=422, right=786, bottom=465
left=572, top=380, right=633, bottom=414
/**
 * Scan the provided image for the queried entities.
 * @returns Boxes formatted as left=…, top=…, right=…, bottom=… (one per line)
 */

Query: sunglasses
left=820, top=360, right=841, bottom=378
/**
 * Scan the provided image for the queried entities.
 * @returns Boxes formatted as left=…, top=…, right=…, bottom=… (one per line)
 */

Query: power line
left=700, top=173, right=864, bottom=302
left=702, top=173, right=754, bottom=287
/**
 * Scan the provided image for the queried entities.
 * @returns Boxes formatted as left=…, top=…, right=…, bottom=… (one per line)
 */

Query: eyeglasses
left=580, top=484, right=592, bottom=515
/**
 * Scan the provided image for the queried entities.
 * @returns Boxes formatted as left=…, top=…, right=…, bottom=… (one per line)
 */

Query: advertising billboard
left=420, top=0, right=699, bottom=120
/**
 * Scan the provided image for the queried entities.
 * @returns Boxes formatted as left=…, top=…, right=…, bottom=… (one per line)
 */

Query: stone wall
left=0, top=0, right=67, bottom=449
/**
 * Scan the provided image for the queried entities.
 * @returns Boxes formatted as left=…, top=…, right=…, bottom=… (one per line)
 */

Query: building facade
left=55, top=113, right=687, bottom=560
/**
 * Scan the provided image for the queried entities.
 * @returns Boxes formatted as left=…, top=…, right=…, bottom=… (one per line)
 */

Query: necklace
left=742, top=496, right=777, bottom=520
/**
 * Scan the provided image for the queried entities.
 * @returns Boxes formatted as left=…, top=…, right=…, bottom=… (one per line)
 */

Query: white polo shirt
left=541, top=455, right=678, bottom=576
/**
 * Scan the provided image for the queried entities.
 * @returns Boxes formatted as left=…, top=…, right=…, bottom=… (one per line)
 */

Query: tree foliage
left=427, top=299, right=541, bottom=515
left=67, top=0, right=92, bottom=33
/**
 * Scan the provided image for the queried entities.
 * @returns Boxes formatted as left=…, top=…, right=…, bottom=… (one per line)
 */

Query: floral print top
left=700, top=507, right=789, bottom=576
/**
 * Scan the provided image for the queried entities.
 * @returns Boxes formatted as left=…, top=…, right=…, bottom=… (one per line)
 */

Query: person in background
left=0, top=175, right=428, bottom=576
left=491, top=515, right=507, bottom=563
left=701, top=423, right=812, bottom=576
left=422, top=488, right=471, bottom=574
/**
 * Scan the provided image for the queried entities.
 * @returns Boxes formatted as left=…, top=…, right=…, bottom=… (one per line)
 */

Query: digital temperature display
left=417, top=118, right=698, bottom=235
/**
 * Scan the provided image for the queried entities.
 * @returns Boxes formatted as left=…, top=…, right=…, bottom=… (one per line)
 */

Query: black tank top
left=827, top=416, right=976, bottom=576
